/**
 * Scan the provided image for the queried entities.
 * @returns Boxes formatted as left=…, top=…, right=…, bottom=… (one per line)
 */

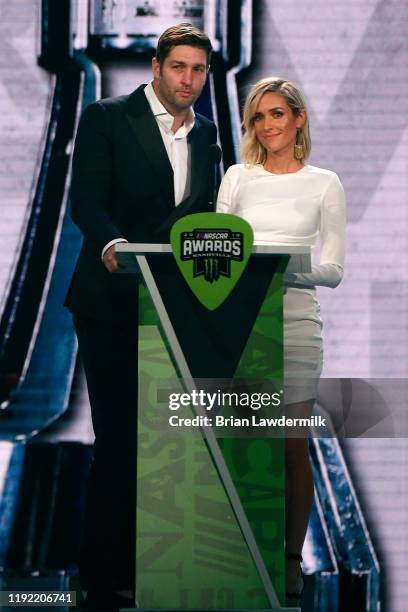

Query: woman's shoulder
left=225, top=163, right=248, bottom=174
left=304, top=165, right=345, bottom=204
left=223, top=163, right=262, bottom=181
left=304, top=165, right=342, bottom=184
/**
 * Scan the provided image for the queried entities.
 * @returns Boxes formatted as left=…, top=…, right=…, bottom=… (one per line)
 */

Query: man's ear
left=152, top=57, right=161, bottom=79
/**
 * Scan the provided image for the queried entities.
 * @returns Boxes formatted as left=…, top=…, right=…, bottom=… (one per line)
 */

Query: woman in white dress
left=216, top=77, right=346, bottom=606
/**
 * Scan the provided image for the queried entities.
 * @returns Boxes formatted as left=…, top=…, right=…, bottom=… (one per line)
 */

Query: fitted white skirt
left=283, top=289, right=323, bottom=405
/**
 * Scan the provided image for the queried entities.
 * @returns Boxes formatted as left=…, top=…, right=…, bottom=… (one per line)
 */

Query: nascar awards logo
left=171, top=213, right=253, bottom=310
left=181, top=228, right=243, bottom=283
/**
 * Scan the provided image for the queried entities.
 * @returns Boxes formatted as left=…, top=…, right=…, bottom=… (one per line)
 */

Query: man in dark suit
left=65, top=23, right=217, bottom=610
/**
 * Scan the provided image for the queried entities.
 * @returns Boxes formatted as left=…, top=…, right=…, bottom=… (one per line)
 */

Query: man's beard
left=159, top=84, right=197, bottom=112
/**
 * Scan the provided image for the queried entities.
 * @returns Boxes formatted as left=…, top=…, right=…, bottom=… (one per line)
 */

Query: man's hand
left=102, top=244, right=121, bottom=272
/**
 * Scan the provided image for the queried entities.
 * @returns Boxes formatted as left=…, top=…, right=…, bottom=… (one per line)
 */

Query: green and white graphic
left=170, top=213, right=254, bottom=310
left=128, top=222, right=300, bottom=610
left=136, top=283, right=284, bottom=609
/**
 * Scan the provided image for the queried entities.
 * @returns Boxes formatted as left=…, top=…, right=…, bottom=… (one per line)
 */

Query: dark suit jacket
left=65, top=84, right=218, bottom=323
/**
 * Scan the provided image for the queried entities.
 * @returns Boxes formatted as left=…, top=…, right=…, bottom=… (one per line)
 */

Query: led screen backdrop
left=0, top=1, right=407, bottom=610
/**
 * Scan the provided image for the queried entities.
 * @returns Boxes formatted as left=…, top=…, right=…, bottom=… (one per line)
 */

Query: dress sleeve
left=216, top=167, right=234, bottom=214
left=286, top=173, right=346, bottom=289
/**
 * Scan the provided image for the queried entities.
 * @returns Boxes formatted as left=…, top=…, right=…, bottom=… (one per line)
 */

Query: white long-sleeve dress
left=216, top=164, right=346, bottom=404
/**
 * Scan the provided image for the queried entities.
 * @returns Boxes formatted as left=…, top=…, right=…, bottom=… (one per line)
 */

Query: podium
left=116, top=240, right=311, bottom=612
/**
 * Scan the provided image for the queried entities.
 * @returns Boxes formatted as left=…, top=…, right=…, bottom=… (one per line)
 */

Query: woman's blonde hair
left=241, top=77, right=311, bottom=165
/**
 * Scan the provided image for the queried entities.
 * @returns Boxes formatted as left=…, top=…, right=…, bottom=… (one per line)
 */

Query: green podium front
left=116, top=240, right=311, bottom=612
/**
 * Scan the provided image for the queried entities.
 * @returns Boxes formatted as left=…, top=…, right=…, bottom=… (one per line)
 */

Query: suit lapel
left=188, top=121, right=206, bottom=206
left=125, top=86, right=175, bottom=208
left=156, top=119, right=209, bottom=231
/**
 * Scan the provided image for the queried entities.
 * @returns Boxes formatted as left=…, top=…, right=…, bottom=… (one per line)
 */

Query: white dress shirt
left=102, top=81, right=195, bottom=259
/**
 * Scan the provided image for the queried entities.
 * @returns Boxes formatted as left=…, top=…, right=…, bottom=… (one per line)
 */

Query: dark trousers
left=73, top=315, right=138, bottom=591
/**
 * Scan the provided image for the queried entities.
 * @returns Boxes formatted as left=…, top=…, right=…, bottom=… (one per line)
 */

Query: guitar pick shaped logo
left=171, top=213, right=254, bottom=310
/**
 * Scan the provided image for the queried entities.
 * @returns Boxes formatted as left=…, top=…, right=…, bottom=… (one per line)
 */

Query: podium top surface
left=115, top=243, right=311, bottom=274
left=116, top=242, right=311, bottom=255
left=115, top=242, right=312, bottom=274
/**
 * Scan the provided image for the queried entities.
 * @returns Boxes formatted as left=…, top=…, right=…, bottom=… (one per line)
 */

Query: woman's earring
left=294, top=130, right=304, bottom=160
left=294, top=144, right=304, bottom=160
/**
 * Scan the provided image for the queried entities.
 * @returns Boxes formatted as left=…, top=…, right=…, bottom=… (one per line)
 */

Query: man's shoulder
left=97, top=93, right=129, bottom=110
left=96, top=85, right=147, bottom=112
left=194, top=113, right=217, bottom=144
left=194, top=112, right=216, bottom=131
left=80, top=86, right=147, bottom=120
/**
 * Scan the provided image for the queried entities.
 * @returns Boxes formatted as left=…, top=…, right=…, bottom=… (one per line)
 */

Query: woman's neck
left=263, top=155, right=304, bottom=175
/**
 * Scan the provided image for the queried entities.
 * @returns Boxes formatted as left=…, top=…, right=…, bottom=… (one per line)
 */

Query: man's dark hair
left=156, top=23, right=213, bottom=66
